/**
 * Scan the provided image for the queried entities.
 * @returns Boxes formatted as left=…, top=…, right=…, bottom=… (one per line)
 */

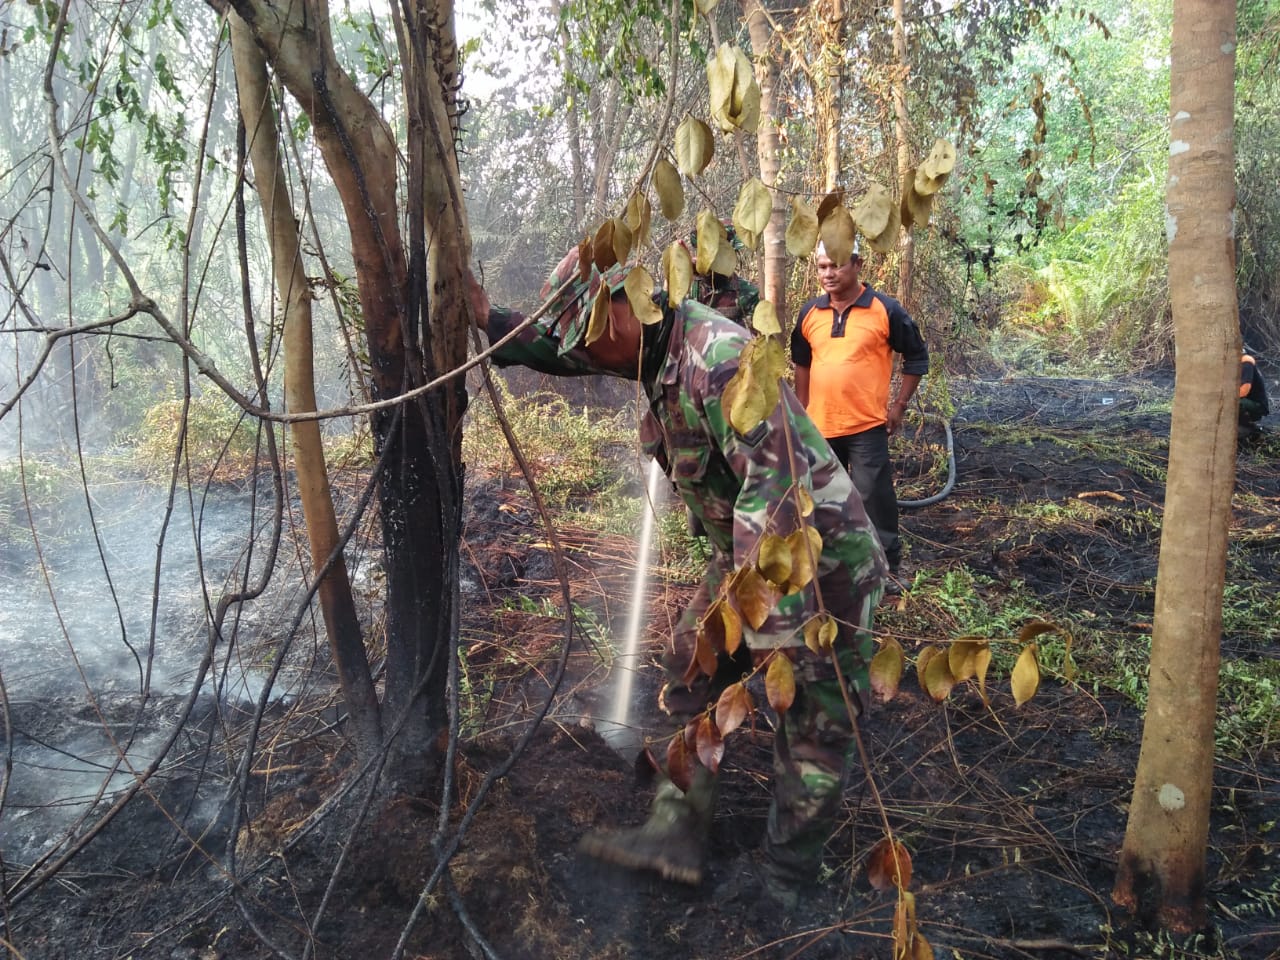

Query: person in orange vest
left=1239, top=352, right=1270, bottom=440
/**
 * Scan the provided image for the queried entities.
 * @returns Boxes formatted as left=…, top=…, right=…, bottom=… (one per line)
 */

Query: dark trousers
left=828, top=426, right=900, bottom=571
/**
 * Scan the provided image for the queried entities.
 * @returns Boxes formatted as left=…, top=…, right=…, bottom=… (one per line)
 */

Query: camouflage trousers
left=659, top=569, right=877, bottom=886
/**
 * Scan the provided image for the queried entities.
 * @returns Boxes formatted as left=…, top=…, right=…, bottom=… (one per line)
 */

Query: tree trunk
left=222, top=0, right=467, bottom=783
left=814, top=0, right=843, bottom=193
left=742, top=0, right=786, bottom=319
left=892, top=0, right=915, bottom=308
left=1111, top=0, right=1237, bottom=933
left=229, top=12, right=382, bottom=759
left=385, top=0, right=470, bottom=776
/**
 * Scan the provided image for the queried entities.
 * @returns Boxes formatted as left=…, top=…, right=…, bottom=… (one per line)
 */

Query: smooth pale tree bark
left=216, top=0, right=470, bottom=782
left=229, top=13, right=381, bottom=758
left=891, top=0, right=915, bottom=308
left=742, top=0, right=787, bottom=318
left=1112, top=0, right=1237, bottom=932
left=814, top=0, right=844, bottom=193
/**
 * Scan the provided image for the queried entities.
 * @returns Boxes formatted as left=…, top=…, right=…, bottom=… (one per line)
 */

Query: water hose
left=897, top=411, right=956, bottom=508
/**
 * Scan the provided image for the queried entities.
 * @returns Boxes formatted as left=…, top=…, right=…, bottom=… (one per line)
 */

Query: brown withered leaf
left=803, top=613, right=837, bottom=654
left=900, top=167, right=918, bottom=230
left=707, top=44, right=735, bottom=132
left=867, top=837, right=913, bottom=891
left=592, top=219, right=619, bottom=271
left=866, top=198, right=901, bottom=254
left=757, top=532, right=792, bottom=587
left=577, top=236, right=593, bottom=282
left=733, top=564, right=777, bottom=631
left=702, top=599, right=728, bottom=655
left=729, top=46, right=761, bottom=133
left=720, top=600, right=743, bottom=656
left=815, top=190, right=844, bottom=222
left=609, top=217, right=633, bottom=264
left=974, top=643, right=993, bottom=705
left=653, top=158, right=684, bottom=220
left=796, top=486, right=815, bottom=517
left=714, top=681, right=753, bottom=738
left=666, top=729, right=695, bottom=792
left=764, top=654, right=796, bottom=713
left=695, top=714, right=724, bottom=772
left=870, top=637, right=905, bottom=702
left=1011, top=643, right=1041, bottom=706
left=694, top=620, right=720, bottom=678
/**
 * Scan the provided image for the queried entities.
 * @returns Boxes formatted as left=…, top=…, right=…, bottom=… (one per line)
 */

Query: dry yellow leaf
left=583, top=283, right=612, bottom=347
left=866, top=199, right=901, bottom=254
left=870, top=637, right=905, bottom=703
left=751, top=300, right=780, bottom=336
left=757, top=533, right=792, bottom=586
left=695, top=208, right=722, bottom=275
left=852, top=182, right=894, bottom=238
left=732, top=177, right=772, bottom=248
left=1011, top=643, right=1041, bottom=706
left=922, top=649, right=957, bottom=702
left=785, top=197, right=819, bottom=256
left=662, top=241, right=694, bottom=304
left=624, top=193, right=651, bottom=250
left=674, top=116, right=714, bottom=177
left=653, top=158, right=685, bottom=220
left=623, top=266, right=663, bottom=326
left=818, top=205, right=856, bottom=266
left=765, top=654, right=795, bottom=713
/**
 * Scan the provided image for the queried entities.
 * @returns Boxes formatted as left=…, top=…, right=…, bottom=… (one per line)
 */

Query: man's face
left=815, top=252, right=862, bottom=300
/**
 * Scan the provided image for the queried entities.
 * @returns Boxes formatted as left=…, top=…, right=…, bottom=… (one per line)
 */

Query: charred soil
left=9, top=376, right=1280, bottom=960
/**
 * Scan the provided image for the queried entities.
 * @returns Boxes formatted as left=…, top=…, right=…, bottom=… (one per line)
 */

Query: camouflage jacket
left=693, top=273, right=761, bottom=325
left=487, top=299, right=886, bottom=650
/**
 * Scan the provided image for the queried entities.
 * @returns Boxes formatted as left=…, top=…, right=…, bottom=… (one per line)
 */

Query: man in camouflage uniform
left=467, top=247, right=885, bottom=902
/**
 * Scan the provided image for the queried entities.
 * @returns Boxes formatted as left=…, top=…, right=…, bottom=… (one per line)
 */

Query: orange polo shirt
left=790, top=286, right=929, bottom=438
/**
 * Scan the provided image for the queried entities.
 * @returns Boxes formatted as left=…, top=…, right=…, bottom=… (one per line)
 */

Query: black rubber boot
left=578, top=767, right=717, bottom=885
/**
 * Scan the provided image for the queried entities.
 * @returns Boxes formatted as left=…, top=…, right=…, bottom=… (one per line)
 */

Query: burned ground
left=8, top=376, right=1279, bottom=960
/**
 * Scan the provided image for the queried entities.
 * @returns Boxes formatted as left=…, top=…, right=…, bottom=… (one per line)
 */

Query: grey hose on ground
left=897, top=412, right=956, bottom=508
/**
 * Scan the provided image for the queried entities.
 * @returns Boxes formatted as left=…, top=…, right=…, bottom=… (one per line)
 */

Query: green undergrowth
left=967, top=420, right=1169, bottom=484
left=463, top=381, right=637, bottom=510
left=899, top=551, right=1277, bottom=759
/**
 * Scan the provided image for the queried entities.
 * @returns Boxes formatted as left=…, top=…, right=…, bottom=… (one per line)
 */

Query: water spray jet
left=595, top=458, right=666, bottom=755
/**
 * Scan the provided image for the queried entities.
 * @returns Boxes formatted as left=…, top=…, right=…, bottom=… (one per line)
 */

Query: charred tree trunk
left=220, top=0, right=468, bottom=785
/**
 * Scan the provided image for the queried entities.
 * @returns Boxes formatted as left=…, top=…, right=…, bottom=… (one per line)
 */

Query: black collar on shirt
left=815, top=286, right=876, bottom=338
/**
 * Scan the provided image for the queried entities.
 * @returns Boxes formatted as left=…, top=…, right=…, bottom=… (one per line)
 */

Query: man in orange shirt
left=790, top=241, right=929, bottom=590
